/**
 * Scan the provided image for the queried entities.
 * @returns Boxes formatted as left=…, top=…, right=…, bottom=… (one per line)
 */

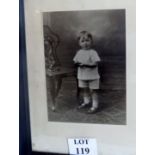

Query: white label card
left=68, top=138, right=97, bottom=155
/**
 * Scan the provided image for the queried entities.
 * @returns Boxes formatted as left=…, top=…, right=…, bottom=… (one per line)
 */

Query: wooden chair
left=43, top=25, right=77, bottom=111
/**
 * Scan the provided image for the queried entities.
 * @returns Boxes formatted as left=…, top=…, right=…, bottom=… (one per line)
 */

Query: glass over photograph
left=43, top=9, right=126, bottom=125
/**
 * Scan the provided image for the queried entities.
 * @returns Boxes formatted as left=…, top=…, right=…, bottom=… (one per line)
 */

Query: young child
left=73, top=31, right=101, bottom=114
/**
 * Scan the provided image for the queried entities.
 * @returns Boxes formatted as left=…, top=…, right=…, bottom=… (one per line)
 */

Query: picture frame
left=20, top=0, right=136, bottom=154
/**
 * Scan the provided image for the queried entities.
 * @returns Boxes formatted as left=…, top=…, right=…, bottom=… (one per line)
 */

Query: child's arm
left=73, top=51, right=81, bottom=67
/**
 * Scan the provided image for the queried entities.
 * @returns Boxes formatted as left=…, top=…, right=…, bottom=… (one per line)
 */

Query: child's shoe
left=87, top=107, right=98, bottom=114
left=78, top=103, right=89, bottom=109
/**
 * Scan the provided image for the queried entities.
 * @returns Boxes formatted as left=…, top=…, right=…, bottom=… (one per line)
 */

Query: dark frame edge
left=19, top=0, right=32, bottom=154
left=19, top=0, right=68, bottom=154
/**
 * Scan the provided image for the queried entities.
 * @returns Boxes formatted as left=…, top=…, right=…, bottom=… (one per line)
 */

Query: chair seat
left=47, top=67, right=75, bottom=76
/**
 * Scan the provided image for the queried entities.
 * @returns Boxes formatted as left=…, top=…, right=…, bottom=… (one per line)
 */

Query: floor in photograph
left=48, top=58, right=126, bottom=125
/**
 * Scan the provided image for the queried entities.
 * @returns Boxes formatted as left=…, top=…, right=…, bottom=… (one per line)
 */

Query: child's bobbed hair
left=77, top=31, right=93, bottom=43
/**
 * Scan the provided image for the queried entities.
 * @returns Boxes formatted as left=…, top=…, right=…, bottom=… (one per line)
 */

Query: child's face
left=79, top=36, right=92, bottom=50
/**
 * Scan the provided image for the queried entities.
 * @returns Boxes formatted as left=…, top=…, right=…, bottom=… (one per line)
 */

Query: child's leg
left=78, top=80, right=90, bottom=109
left=83, top=88, right=90, bottom=104
left=88, top=79, right=99, bottom=113
left=87, top=90, right=98, bottom=113
left=78, top=89, right=90, bottom=109
left=91, top=90, right=98, bottom=109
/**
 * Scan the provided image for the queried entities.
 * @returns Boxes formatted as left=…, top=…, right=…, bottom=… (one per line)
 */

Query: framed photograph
left=21, top=0, right=136, bottom=154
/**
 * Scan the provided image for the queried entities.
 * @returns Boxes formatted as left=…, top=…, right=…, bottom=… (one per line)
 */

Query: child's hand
left=74, top=62, right=84, bottom=66
left=79, top=63, right=86, bottom=68
left=79, top=63, right=84, bottom=66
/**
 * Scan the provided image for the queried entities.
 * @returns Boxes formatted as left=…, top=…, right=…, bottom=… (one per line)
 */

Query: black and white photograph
left=43, top=9, right=126, bottom=125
